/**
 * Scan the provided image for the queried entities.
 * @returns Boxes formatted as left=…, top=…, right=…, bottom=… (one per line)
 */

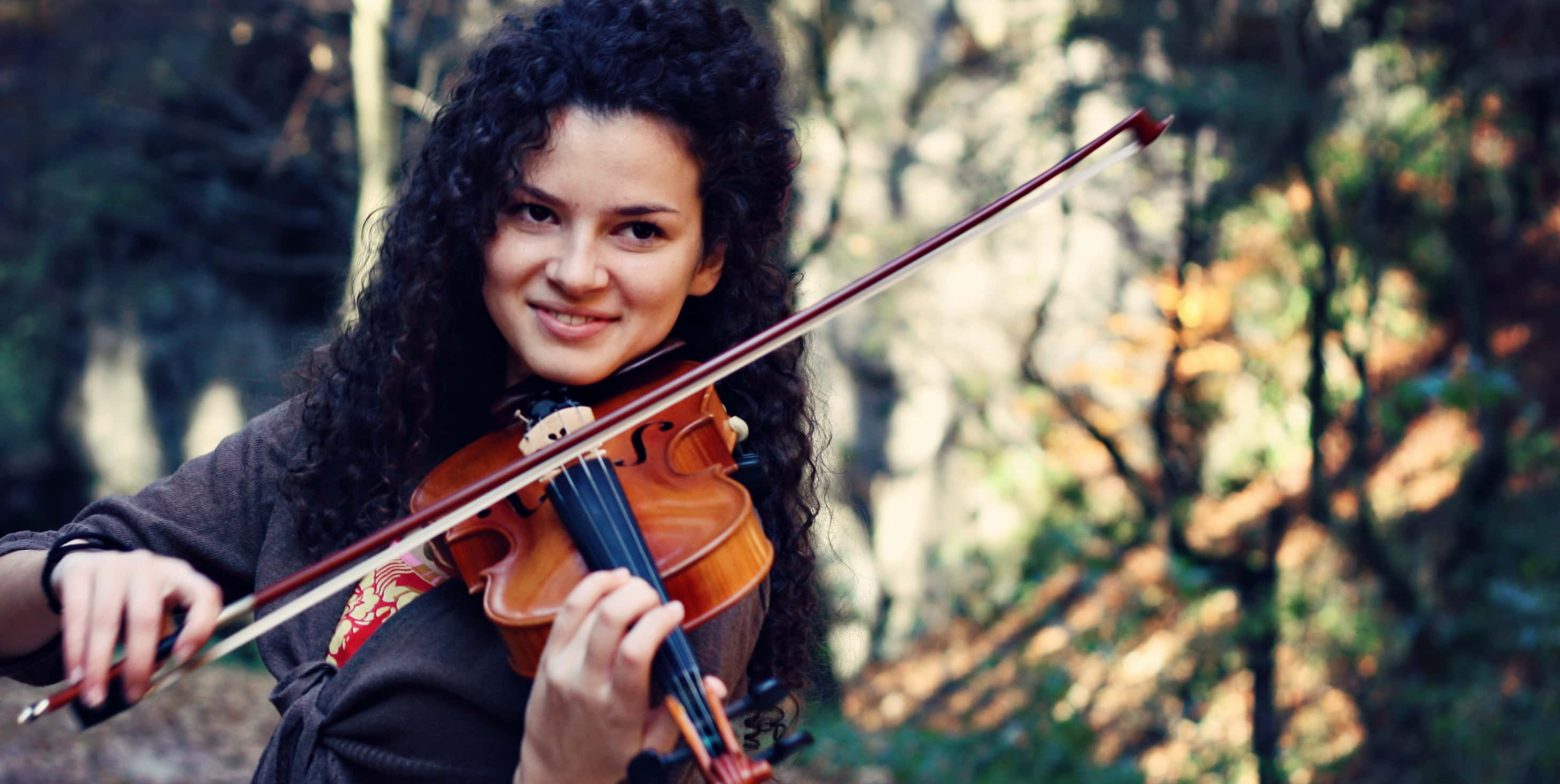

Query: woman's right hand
left=50, top=549, right=223, bottom=707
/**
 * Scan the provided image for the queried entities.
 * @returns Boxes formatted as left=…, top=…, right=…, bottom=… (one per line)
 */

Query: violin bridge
left=518, top=405, right=606, bottom=475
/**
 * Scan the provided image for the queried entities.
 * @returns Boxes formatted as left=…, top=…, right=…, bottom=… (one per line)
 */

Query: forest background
left=2, top=0, right=1557, bottom=782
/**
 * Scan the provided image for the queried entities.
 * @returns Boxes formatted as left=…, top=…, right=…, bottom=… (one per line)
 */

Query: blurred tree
left=1062, top=2, right=1367, bottom=777
left=343, top=0, right=396, bottom=322
left=0, top=0, right=469, bottom=532
left=1059, top=0, right=1560, bottom=781
left=3, top=0, right=356, bottom=529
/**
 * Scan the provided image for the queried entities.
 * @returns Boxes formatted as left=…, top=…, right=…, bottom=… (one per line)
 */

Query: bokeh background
left=2, top=0, right=1558, bottom=782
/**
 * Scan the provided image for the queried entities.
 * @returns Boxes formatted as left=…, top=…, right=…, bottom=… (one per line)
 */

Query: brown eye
left=626, top=222, right=661, bottom=241
left=505, top=202, right=555, bottom=223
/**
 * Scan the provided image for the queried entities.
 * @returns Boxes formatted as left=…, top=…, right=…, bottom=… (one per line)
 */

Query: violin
left=18, top=107, right=1171, bottom=783
left=412, top=352, right=795, bottom=782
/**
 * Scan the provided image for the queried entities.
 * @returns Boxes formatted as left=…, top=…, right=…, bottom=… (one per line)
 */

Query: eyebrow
left=514, top=182, right=681, bottom=217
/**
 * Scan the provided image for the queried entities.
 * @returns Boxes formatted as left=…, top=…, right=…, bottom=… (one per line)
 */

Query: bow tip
left=1131, top=111, right=1173, bottom=146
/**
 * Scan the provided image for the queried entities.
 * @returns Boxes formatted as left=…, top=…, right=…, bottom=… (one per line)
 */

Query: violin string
left=578, top=455, right=715, bottom=704
left=560, top=449, right=722, bottom=752
left=571, top=453, right=723, bottom=752
left=578, top=452, right=724, bottom=751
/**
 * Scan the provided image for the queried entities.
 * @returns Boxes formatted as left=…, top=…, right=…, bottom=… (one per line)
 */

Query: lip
left=532, top=303, right=615, bottom=341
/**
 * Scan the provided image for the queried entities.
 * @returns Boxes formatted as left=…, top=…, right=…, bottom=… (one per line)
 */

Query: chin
left=524, top=358, right=616, bottom=389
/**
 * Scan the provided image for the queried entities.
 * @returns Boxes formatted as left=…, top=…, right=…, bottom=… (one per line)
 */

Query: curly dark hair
left=283, top=0, right=819, bottom=746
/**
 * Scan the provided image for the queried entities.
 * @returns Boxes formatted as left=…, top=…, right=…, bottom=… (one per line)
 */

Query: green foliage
left=1049, top=2, right=1560, bottom=783
left=0, top=0, right=364, bottom=528
left=1381, top=362, right=1522, bottom=441
left=0, top=248, right=66, bottom=451
left=1347, top=481, right=1560, bottom=782
left=1509, top=420, right=1560, bottom=480
left=1167, top=555, right=1215, bottom=595
left=800, top=696, right=1144, bottom=784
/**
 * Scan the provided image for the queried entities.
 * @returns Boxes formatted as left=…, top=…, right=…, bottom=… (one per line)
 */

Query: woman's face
left=483, top=108, right=723, bottom=387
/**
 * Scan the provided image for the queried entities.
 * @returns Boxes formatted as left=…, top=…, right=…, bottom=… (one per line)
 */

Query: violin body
left=410, top=359, right=774, bottom=678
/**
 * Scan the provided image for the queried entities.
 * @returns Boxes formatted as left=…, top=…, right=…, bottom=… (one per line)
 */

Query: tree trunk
left=343, top=0, right=398, bottom=325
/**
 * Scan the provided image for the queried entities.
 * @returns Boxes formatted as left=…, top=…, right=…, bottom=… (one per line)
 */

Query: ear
left=688, top=242, right=726, bottom=297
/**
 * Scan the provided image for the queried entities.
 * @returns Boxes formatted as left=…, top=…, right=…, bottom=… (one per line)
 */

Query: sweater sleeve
left=0, top=400, right=301, bottom=685
left=0, top=531, right=67, bottom=684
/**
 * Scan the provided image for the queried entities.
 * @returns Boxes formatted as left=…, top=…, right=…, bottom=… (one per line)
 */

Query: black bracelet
left=40, top=533, right=125, bottom=614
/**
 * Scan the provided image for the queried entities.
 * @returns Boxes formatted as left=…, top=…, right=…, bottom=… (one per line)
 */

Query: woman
left=0, top=0, right=819, bottom=781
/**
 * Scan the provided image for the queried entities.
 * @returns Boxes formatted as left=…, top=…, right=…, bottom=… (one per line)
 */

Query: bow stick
left=19, top=107, right=1171, bottom=726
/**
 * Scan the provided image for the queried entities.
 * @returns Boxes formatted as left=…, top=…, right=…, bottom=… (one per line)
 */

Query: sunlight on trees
left=78, top=322, right=163, bottom=498
left=3, top=0, right=1558, bottom=782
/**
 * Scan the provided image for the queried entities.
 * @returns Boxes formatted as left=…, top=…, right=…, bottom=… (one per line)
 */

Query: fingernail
left=69, top=667, right=83, bottom=684
left=87, top=685, right=105, bottom=707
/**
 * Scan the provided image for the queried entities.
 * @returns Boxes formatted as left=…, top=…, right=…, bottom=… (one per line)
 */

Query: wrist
left=40, top=533, right=125, bottom=614
left=4, top=551, right=52, bottom=615
left=0, top=550, right=61, bottom=657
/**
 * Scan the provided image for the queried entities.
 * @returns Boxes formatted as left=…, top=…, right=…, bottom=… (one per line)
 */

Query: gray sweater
left=0, top=401, right=766, bottom=783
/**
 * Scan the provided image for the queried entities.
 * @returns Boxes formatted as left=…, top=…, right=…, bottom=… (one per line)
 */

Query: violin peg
left=722, top=677, right=785, bottom=718
left=732, top=447, right=767, bottom=496
left=631, top=681, right=808, bottom=781
left=756, top=730, right=814, bottom=765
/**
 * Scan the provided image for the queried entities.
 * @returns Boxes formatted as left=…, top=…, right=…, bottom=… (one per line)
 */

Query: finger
left=58, top=558, right=93, bottom=684
left=583, top=579, right=662, bottom=677
left=608, top=599, right=684, bottom=699
left=82, top=570, right=128, bottom=707
left=169, top=569, right=222, bottom=663
left=703, top=674, right=728, bottom=704
left=120, top=575, right=165, bottom=702
left=548, top=568, right=631, bottom=650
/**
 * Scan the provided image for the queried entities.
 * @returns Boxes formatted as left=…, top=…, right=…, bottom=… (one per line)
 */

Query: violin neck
left=547, top=457, right=729, bottom=757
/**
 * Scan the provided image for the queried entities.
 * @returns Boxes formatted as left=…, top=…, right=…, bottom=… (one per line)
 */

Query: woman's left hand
left=514, top=568, right=721, bottom=784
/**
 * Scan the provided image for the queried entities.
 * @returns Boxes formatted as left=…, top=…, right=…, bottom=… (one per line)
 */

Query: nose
left=545, top=235, right=609, bottom=295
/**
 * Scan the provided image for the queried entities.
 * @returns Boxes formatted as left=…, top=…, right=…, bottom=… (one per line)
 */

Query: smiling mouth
left=535, top=305, right=612, bottom=326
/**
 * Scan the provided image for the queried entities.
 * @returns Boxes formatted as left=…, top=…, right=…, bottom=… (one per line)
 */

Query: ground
left=0, top=667, right=277, bottom=783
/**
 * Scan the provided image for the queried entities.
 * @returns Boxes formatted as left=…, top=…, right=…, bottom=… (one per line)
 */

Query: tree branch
left=1298, top=154, right=1339, bottom=530
left=1153, top=123, right=1243, bottom=576
left=1337, top=145, right=1421, bottom=617
left=1020, top=278, right=1160, bottom=523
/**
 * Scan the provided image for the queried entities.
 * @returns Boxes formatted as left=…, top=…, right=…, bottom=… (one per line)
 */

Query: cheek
left=630, top=276, right=695, bottom=322
left=483, top=240, right=530, bottom=297
left=481, top=257, right=521, bottom=326
left=628, top=251, right=707, bottom=315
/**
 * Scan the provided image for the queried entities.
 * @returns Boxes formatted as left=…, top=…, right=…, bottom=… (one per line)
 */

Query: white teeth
left=545, top=308, right=596, bottom=326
